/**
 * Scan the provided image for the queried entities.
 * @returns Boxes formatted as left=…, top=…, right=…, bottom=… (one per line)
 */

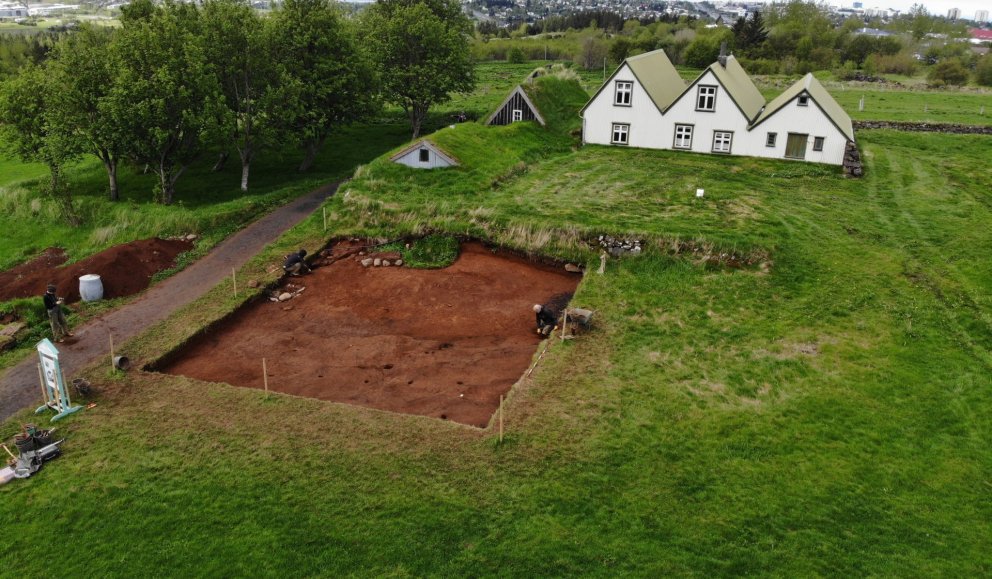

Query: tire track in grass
left=865, top=139, right=992, bottom=368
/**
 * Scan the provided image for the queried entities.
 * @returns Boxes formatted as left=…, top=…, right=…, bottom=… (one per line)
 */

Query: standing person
left=283, top=249, right=310, bottom=276
left=43, top=284, right=72, bottom=343
left=533, top=303, right=557, bottom=337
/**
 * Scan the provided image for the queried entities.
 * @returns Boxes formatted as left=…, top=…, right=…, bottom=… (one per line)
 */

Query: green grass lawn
left=1, top=63, right=991, bottom=575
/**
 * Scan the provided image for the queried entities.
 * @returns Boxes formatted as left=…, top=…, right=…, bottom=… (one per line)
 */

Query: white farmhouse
left=580, top=48, right=856, bottom=167
left=389, top=139, right=459, bottom=170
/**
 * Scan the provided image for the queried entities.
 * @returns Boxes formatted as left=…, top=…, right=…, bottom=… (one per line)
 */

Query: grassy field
left=1, top=64, right=992, bottom=575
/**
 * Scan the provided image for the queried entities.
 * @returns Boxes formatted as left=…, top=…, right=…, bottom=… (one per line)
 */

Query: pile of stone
left=843, top=141, right=863, bottom=178
left=853, top=120, right=992, bottom=135
left=359, top=251, right=404, bottom=268
left=269, top=283, right=306, bottom=303
left=596, top=235, right=643, bottom=257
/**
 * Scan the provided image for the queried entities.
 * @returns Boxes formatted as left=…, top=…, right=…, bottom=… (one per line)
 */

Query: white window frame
left=614, top=81, right=633, bottom=106
left=766, top=133, right=777, bottom=147
left=673, top=124, right=693, bottom=149
left=696, top=85, right=717, bottom=111
left=813, top=136, right=825, bottom=151
left=511, top=109, right=523, bottom=122
left=798, top=95, right=809, bottom=107
left=611, top=123, right=630, bottom=145
left=712, top=131, right=733, bottom=154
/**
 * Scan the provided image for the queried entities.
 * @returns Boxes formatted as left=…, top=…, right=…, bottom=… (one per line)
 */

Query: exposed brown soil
left=160, top=241, right=581, bottom=427
left=0, top=238, right=192, bottom=304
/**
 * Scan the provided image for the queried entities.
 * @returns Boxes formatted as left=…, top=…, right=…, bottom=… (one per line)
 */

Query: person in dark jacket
left=283, top=249, right=310, bottom=276
left=43, top=284, right=72, bottom=343
left=533, top=304, right=557, bottom=336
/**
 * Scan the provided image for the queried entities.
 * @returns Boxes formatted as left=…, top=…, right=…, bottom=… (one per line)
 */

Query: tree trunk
left=410, top=103, right=429, bottom=139
left=239, top=145, right=253, bottom=192
left=212, top=151, right=229, bottom=172
left=158, top=168, right=174, bottom=205
left=297, top=136, right=326, bottom=172
left=104, top=159, right=119, bottom=202
left=241, top=159, right=250, bottom=192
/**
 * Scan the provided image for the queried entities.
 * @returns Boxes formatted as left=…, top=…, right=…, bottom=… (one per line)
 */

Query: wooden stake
left=560, top=310, right=568, bottom=342
left=498, top=395, right=504, bottom=443
left=37, top=363, right=48, bottom=406
left=232, top=268, right=237, bottom=297
left=262, top=358, right=269, bottom=394
left=109, top=332, right=115, bottom=372
left=322, top=207, right=327, bottom=231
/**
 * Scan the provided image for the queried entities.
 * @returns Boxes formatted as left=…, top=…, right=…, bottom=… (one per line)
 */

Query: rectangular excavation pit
left=157, top=241, right=581, bottom=427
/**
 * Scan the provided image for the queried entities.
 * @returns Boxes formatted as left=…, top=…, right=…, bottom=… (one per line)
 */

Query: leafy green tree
left=271, top=0, right=377, bottom=171
left=608, top=36, right=633, bottom=64
left=108, top=1, right=225, bottom=204
left=362, top=0, right=475, bottom=139
left=0, top=64, right=80, bottom=224
left=202, top=0, right=299, bottom=189
left=47, top=25, right=127, bottom=201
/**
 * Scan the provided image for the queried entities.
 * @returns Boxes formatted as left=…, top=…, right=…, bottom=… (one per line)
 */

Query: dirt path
left=0, top=182, right=340, bottom=422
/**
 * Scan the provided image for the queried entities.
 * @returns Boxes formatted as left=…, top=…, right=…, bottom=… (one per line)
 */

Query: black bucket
left=14, top=435, right=34, bottom=453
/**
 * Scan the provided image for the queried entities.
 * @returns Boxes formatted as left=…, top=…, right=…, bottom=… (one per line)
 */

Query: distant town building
left=947, top=7, right=961, bottom=19
left=976, top=9, right=989, bottom=23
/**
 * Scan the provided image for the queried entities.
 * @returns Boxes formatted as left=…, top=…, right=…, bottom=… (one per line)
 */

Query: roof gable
left=389, top=139, right=459, bottom=166
left=707, top=55, right=765, bottom=121
left=749, top=74, right=855, bottom=142
left=487, top=85, right=546, bottom=126
left=667, top=54, right=765, bottom=120
left=580, top=49, right=685, bottom=116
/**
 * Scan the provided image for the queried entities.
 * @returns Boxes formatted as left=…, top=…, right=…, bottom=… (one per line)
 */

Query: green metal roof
left=707, top=55, right=766, bottom=121
left=625, top=49, right=686, bottom=112
left=750, top=74, right=855, bottom=141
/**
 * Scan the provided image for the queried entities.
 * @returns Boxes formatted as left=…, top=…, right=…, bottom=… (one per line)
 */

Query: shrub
left=928, top=58, right=969, bottom=86
left=871, top=52, right=918, bottom=76
left=975, top=55, right=992, bottom=87
left=507, top=47, right=525, bottom=64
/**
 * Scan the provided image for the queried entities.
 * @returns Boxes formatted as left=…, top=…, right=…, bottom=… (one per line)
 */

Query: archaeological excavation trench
left=157, top=241, right=581, bottom=427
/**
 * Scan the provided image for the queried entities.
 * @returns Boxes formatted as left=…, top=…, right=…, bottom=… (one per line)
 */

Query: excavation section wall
left=160, top=242, right=580, bottom=427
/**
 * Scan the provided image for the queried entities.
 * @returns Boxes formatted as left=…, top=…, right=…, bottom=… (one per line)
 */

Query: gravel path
left=0, top=182, right=340, bottom=422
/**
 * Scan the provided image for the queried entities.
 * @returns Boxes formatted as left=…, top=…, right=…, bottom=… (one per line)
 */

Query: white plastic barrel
left=79, top=274, right=104, bottom=302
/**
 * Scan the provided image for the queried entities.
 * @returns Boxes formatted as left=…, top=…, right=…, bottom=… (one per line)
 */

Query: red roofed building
left=969, top=28, right=992, bottom=43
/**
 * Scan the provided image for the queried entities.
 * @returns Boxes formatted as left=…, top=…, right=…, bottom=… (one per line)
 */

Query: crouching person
left=283, top=249, right=311, bottom=276
left=533, top=303, right=557, bottom=337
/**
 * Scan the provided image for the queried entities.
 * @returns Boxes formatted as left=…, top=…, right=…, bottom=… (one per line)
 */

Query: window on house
left=766, top=133, right=777, bottom=147
left=614, top=81, right=633, bottom=106
left=712, top=131, right=733, bottom=154
left=785, top=133, right=808, bottom=159
left=419, top=148, right=430, bottom=163
left=696, top=85, right=717, bottom=111
left=611, top=123, right=630, bottom=145
left=813, top=137, right=825, bottom=151
left=674, top=124, right=693, bottom=149
left=512, top=109, right=523, bottom=122
left=798, top=95, right=809, bottom=106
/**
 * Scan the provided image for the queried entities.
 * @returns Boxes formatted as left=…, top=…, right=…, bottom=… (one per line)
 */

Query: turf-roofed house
left=581, top=47, right=857, bottom=168
left=487, top=84, right=547, bottom=126
left=389, top=139, right=459, bottom=169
